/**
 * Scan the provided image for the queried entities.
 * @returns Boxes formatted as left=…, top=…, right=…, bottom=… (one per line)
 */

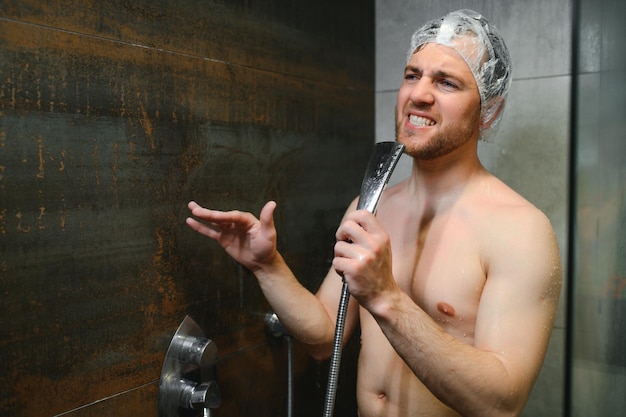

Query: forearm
left=252, top=252, right=337, bottom=351
left=370, top=290, right=526, bottom=417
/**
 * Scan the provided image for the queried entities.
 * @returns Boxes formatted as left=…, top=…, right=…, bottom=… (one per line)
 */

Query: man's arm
left=186, top=200, right=358, bottom=359
left=335, top=207, right=562, bottom=416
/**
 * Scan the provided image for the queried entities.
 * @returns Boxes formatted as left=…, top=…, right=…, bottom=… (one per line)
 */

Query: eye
left=439, top=79, right=459, bottom=91
left=404, top=72, right=420, bottom=83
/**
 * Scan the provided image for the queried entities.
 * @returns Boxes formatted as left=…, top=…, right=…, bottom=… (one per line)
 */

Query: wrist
left=365, top=286, right=405, bottom=321
left=251, top=251, right=287, bottom=280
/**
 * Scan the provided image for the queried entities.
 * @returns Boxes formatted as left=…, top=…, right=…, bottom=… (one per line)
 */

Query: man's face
left=395, top=43, right=482, bottom=160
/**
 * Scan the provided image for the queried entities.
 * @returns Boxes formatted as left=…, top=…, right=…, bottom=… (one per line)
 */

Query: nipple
left=437, top=301, right=456, bottom=317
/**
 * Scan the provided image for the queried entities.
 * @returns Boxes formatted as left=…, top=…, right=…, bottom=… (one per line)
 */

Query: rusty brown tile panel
left=61, top=383, right=158, bottom=417
left=0, top=1, right=372, bottom=416
left=0, top=0, right=373, bottom=86
left=216, top=335, right=357, bottom=417
left=0, top=113, right=365, bottom=415
left=0, top=20, right=372, bottom=133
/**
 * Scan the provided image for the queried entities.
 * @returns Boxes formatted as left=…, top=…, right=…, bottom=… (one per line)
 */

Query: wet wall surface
left=0, top=1, right=373, bottom=416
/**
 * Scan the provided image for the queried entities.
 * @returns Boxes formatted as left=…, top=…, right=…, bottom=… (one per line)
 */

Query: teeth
left=409, top=115, right=435, bottom=126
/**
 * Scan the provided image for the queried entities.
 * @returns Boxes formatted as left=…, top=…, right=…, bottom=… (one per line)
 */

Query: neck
left=405, top=140, right=485, bottom=210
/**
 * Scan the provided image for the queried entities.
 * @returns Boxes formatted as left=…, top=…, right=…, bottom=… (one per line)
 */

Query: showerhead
left=356, top=141, right=405, bottom=213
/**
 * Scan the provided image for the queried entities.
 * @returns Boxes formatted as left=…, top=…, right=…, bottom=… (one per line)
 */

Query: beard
left=395, top=110, right=480, bottom=161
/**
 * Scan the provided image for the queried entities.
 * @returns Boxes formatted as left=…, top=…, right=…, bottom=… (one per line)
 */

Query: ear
left=480, top=96, right=505, bottom=129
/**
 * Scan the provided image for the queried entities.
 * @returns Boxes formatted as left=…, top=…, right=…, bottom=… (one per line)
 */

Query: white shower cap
left=407, top=9, right=512, bottom=139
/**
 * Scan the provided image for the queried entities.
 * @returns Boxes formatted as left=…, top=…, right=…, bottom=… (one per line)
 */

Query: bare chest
left=387, top=214, right=486, bottom=340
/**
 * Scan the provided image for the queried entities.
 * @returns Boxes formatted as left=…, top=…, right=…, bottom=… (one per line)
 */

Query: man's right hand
left=186, top=200, right=278, bottom=272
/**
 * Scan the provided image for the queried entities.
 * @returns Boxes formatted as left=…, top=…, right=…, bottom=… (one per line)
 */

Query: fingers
left=188, top=200, right=225, bottom=222
left=335, top=210, right=377, bottom=244
left=186, top=200, right=276, bottom=240
left=187, top=200, right=246, bottom=225
left=186, top=201, right=235, bottom=240
left=333, top=213, right=368, bottom=278
left=185, top=216, right=221, bottom=239
left=332, top=241, right=368, bottom=293
left=333, top=210, right=390, bottom=280
left=334, top=239, right=364, bottom=260
left=187, top=200, right=213, bottom=222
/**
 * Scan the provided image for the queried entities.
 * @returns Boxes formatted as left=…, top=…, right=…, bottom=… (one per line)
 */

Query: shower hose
left=322, top=280, right=350, bottom=417
left=286, top=334, right=294, bottom=417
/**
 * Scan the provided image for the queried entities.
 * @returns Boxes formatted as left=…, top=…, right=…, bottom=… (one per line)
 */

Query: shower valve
left=158, top=316, right=220, bottom=417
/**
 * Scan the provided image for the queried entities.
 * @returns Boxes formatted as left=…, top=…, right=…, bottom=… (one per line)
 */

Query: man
left=186, top=9, right=562, bottom=417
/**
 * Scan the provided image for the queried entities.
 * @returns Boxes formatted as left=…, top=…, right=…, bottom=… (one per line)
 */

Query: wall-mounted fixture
left=158, top=315, right=221, bottom=417
left=265, top=311, right=294, bottom=417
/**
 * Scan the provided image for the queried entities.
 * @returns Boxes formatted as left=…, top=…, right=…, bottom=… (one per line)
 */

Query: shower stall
left=568, top=0, right=626, bottom=414
left=1, top=0, right=625, bottom=415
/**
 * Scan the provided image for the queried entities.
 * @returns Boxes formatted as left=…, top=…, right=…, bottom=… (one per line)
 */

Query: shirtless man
left=186, top=10, right=562, bottom=417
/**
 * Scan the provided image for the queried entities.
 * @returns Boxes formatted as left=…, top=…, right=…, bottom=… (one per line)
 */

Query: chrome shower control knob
left=173, top=334, right=218, bottom=367
left=188, top=380, right=221, bottom=409
left=179, top=379, right=221, bottom=410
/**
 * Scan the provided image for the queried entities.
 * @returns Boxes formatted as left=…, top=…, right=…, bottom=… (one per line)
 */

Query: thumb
left=259, top=200, right=277, bottom=234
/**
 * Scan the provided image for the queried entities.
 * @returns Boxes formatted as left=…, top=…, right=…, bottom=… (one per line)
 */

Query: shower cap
left=407, top=9, right=512, bottom=139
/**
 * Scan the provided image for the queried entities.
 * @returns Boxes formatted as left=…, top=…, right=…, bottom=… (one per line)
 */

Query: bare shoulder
left=472, top=175, right=562, bottom=293
left=471, top=175, right=554, bottom=235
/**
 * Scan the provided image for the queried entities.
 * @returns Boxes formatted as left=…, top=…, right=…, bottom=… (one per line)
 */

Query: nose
left=408, top=77, right=434, bottom=106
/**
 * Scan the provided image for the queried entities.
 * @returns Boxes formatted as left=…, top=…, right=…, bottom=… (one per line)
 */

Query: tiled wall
left=0, top=1, right=373, bottom=416
left=375, top=1, right=571, bottom=415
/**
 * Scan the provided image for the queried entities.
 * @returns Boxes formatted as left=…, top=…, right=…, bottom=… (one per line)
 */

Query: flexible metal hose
left=286, top=334, right=294, bottom=417
left=322, top=280, right=350, bottom=417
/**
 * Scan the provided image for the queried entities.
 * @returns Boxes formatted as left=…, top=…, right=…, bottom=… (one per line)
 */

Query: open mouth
left=409, top=115, right=435, bottom=127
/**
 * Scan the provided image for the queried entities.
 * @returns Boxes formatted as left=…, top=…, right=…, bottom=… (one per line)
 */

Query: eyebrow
left=404, top=65, right=421, bottom=74
left=405, top=65, right=464, bottom=83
